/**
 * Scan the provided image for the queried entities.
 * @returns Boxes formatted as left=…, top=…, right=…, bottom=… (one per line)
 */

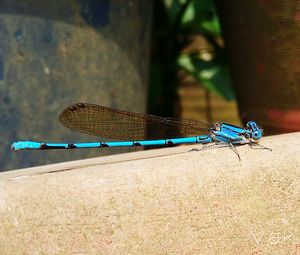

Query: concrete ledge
left=0, top=133, right=299, bottom=254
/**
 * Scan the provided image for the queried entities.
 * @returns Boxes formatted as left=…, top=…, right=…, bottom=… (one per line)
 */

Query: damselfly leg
left=189, top=141, right=241, bottom=161
left=248, top=142, right=272, bottom=151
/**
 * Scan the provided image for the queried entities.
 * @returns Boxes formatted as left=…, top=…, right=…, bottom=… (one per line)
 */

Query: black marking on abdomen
left=133, top=142, right=141, bottom=146
left=166, top=140, right=174, bottom=145
left=40, top=143, right=65, bottom=149
left=40, top=143, right=47, bottom=149
left=67, top=143, right=77, bottom=149
left=100, top=142, right=109, bottom=147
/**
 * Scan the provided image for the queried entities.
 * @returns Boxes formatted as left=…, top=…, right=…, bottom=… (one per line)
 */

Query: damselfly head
left=246, top=121, right=263, bottom=142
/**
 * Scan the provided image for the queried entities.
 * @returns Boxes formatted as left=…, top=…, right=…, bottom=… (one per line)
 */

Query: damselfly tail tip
left=11, top=143, right=16, bottom=151
left=11, top=141, right=26, bottom=151
left=11, top=141, right=42, bottom=151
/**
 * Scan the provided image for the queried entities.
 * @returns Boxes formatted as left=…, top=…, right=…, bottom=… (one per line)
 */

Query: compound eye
left=253, top=131, right=259, bottom=138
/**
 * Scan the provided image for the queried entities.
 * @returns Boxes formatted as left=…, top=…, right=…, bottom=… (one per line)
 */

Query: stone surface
left=0, top=132, right=299, bottom=254
left=0, top=0, right=152, bottom=170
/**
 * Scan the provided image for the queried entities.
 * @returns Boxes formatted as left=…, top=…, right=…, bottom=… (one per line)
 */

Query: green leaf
left=180, top=0, right=221, bottom=36
left=178, top=54, right=235, bottom=101
left=163, top=0, right=192, bottom=28
left=201, top=12, right=221, bottom=36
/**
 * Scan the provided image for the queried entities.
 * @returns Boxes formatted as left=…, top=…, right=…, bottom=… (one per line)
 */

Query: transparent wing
left=59, top=103, right=213, bottom=140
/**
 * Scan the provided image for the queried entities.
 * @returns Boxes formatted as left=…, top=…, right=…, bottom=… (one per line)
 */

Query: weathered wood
left=0, top=133, right=299, bottom=254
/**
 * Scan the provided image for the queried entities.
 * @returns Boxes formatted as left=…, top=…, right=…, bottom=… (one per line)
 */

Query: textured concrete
left=0, top=1, right=152, bottom=170
left=0, top=132, right=299, bottom=254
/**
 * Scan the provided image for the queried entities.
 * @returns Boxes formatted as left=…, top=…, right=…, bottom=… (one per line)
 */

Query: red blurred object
left=216, top=0, right=300, bottom=134
left=268, top=109, right=300, bottom=132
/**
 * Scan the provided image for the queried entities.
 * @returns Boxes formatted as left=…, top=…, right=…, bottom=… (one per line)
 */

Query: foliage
left=151, top=0, right=235, bottom=102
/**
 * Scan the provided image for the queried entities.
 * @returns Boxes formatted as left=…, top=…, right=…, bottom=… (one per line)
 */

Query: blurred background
left=1, top=0, right=300, bottom=171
